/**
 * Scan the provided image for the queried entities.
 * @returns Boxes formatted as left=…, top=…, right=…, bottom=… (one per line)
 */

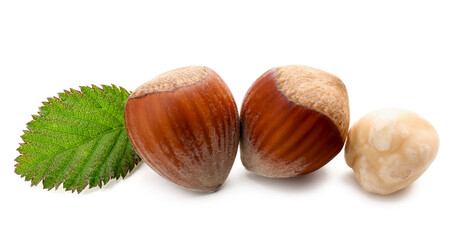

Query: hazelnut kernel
left=345, top=109, right=439, bottom=195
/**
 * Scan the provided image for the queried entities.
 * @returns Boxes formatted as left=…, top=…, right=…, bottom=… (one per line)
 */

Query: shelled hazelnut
left=345, top=109, right=439, bottom=195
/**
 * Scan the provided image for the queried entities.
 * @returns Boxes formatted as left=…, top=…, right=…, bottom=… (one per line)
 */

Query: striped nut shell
left=240, top=65, right=350, bottom=177
left=125, top=66, right=239, bottom=192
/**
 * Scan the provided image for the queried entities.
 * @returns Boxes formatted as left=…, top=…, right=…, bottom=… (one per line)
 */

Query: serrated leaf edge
left=15, top=84, right=139, bottom=193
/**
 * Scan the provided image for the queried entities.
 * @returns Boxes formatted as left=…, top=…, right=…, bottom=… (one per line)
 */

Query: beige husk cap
left=130, top=66, right=208, bottom=98
left=276, top=65, right=350, bottom=140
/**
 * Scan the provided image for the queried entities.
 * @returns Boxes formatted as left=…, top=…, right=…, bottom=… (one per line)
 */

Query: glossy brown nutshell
left=125, top=66, right=239, bottom=192
left=240, top=65, right=350, bottom=177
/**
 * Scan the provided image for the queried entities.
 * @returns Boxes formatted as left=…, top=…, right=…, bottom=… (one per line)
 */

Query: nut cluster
left=125, top=65, right=439, bottom=195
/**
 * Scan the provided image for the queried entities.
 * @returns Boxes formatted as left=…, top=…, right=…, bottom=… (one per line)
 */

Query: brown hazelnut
left=240, top=65, right=350, bottom=177
left=125, top=66, right=239, bottom=192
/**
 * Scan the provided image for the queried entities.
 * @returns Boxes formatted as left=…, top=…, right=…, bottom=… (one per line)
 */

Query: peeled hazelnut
left=240, top=65, right=350, bottom=177
left=345, top=109, right=439, bottom=195
left=124, top=66, right=239, bottom=192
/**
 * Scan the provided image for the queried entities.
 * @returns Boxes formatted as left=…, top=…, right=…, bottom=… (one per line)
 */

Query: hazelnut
left=124, top=66, right=239, bottom=192
left=240, top=65, right=350, bottom=177
left=345, top=109, right=439, bottom=195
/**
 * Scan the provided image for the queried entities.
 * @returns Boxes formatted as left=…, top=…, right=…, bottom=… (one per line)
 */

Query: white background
left=1, top=1, right=450, bottom=239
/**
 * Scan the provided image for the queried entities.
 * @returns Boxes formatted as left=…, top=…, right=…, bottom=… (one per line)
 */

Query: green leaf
left=15, top=85, right=140, bottom=193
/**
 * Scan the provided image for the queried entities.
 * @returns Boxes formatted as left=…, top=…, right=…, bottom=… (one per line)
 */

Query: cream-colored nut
left=345, top=109, right=439, bottom=195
